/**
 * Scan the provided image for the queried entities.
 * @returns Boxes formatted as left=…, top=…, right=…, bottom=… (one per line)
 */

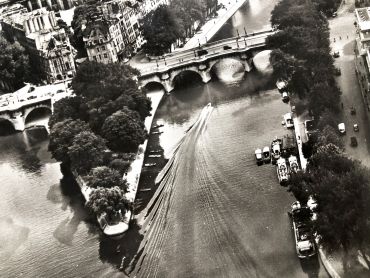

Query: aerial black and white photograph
left=1, top=0, right=370, bottom=277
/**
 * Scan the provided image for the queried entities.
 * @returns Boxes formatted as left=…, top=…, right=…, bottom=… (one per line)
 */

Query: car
left=350, top=106, right=356, bottom=115
left=333, top=51, right=340, bottom=58
left=27, top=95, right=37, bottom=100
left=351, top=136, right=358, bottom=147
left=197, top=49, right=208, bottom=56
left=338, top=123, right=346, bottom=134
left=354, top=124, right=359, bottom=132
left=223, top=45, right=232, bottom=50
left=332, top=12, right=337, bottom=17
left=255, top=148, right=263, bottom=165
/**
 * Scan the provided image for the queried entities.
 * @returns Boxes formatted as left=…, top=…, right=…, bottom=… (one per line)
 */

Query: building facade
left=355, top=7, right=370, bottom=110
left=24, top=0, right=75, bottom=12
left=83, top=0, right=146, bottom=63
left=1, top=8, right=76, bottom=82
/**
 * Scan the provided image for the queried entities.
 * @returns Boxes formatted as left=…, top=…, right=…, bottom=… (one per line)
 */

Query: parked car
left=338, top=123, right=346, bottom=134
left=255, top=148, right=263, bottom=165
left=333, top=51, right=340, bottom=58
left=332, top=12, right=337, bottom=17
left=351, top=136, right=358, bottom=147
left=354, top=124, right=359, bottom=132
left=282, top=92, right=290, bottom=103
left=350, top=106, right=356, bottom=115
left=223, top=45, right=232, bottom=50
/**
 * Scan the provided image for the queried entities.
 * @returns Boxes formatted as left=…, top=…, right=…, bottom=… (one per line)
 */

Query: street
left=330, top=0, right=370, bottom=168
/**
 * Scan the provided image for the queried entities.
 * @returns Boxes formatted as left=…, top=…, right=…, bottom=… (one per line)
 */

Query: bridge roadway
left=0, top=82, right=73, bottom=131
left=134, top=29, right=276, bottom=77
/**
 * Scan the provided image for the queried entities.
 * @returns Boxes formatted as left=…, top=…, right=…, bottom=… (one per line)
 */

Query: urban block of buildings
left=1, top=7, right=77, bottom=83
left=0, top=0, right=170, bottom=91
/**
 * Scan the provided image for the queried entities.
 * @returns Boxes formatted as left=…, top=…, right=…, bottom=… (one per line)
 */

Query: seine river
left=0, top=1, right=329, bottom=277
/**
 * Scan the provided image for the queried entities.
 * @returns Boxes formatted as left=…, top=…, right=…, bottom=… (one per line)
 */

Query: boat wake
left=129, top=103, right=213, bottom=276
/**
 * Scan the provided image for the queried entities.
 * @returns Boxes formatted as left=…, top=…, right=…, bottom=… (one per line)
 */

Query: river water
left=0, top=1, right=329, bottom=277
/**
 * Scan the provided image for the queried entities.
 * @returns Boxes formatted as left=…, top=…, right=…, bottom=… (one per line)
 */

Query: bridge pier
left=200, top=71, right=212, bottom=83
left=163, top=80, right=174, bottom=93
left=12, top=115, right=25, bottom=132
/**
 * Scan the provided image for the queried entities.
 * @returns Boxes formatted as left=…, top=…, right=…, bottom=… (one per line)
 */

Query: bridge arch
left=171, top=69, right=204, bottom=90
left=143, top=81, right=166, bottom=92
left=0, top=117, right=16, bottom=135
left=24, top=106, right=52, bottom=125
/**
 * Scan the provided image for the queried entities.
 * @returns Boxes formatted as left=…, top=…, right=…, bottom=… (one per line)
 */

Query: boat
left=276, top=157, right=289, bottom=185
left=271, top=137, right=282, bottom=164
left=276, top=79, right=287, bottom=91
left=288, top=155, right=300, bottom=173
left=290, top=201, right=317, bottom=259
left=262, top=146, right=271, bottom=163
left=151, top=131, right=163, bottom=135
left=283, top=112, right=294, bottom=128
left=144, top=163, right=156, bottom=167
left=282, top=92, right=290, bottom=103
left=255, top=148, right=263, bottom=165
left=148, top=154, right=161, bottom=158
left=149, top=150, right=161, bottom=154
left=152, top=123, right=164, bottom=129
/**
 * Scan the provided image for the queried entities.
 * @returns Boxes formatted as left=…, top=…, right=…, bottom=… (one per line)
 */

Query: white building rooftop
left=356, top=8, right=370, bottom=31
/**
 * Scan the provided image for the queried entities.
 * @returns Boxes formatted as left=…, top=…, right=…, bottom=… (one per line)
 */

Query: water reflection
left=0, top=217, right=30, bottom=261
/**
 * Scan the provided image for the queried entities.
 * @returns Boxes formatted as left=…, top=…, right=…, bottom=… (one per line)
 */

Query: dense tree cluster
left=0, top=35, right=32, bottom=93
left=267, top=0, right=341, bottom=118
left=270, top=0, right=370, bottom=266
left=142, top=0, right=218, bottom=55
left=49, top=62, right=150, bottom=218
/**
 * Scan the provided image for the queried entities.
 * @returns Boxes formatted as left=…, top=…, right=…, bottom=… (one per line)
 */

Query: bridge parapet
left=0, top=83, right=73, bottom=113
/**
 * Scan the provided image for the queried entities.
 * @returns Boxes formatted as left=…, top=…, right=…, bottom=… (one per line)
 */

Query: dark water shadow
left=300, top=255, right=320, bottom=278
left=52, top=170, right=99, bottom=245
left=98, top=220, right=144, bottom=275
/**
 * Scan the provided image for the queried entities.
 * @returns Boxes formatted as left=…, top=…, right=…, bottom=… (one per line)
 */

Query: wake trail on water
left=130, top=103, right=213, bottom=277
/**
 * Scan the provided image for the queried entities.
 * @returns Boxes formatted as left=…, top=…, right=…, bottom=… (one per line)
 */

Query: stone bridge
left=0, top=82, right=73, bottom=132
left=137, top=30, right=276, bottom=92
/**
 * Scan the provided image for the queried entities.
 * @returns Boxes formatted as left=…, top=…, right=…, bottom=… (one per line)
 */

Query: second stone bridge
left=138, top=29, right=276, bottom=92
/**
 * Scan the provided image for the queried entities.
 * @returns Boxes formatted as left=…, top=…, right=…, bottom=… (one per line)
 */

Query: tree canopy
left=68, top=131, right=107, bottom=174
left=85, top=166, right=127, bottom=191
left=0, top=35, right=31, bottom=93
left=48, top=96, right=88, bottom=129
left=101, top=108, right=147, bottom=152
left=71, top=61, right=151, bottom=133
left=86, top=186, right=131, bottom=220
left=49, top=118, right=91, bottom=163
left=142, top=5, right=184, bottom=55
left=267, top=0, right=340, bottom=118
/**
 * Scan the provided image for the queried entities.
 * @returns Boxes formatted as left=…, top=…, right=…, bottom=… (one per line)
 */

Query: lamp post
left=236, top=37, right=239, bottom=48
left=198, top=38, right=201, bottom=47
left=236, top=29, right=240, bottom=38
left=156, top=59, right=159, bottom=67
left=164, top=56, right=167, bottom=66
left=244, top=26, right=247, bottom=36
